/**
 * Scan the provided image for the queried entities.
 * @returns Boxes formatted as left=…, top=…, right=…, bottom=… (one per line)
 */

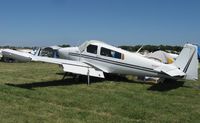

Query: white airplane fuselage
left=57, top=41, right=168, bottom=78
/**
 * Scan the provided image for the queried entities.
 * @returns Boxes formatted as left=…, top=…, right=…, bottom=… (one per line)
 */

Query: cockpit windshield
left=79, top=41, right=88, bottom=52
left=79, top=40, right=104, bottom=52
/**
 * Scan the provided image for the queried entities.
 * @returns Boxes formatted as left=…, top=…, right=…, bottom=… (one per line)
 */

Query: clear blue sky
left=0, top=0, right=199, bottom=46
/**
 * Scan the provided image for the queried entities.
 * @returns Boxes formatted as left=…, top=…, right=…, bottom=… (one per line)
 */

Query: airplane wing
left=2, top=49, right=104, bottom=78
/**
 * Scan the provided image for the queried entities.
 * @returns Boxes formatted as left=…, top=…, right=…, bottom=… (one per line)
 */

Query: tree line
left=1, top=44, right=183, bottom=53
left=0, top=46, right=34, bottom=49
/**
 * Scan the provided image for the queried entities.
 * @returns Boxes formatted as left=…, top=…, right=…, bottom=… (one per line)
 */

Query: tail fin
left=174, top=44, right=198, bottom=80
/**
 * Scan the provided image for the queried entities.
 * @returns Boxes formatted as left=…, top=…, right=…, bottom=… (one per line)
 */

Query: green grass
left=0, top=62, right=200, bottom=123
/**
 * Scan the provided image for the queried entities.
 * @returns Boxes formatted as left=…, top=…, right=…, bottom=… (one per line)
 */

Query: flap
left=62, top=64, right=104, bottom=78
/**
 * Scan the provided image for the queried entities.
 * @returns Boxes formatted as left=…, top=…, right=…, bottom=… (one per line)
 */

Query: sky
left=0, top=0, right=200, bottom=46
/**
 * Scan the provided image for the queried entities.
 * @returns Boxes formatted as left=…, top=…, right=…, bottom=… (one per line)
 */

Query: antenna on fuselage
left=136, top=45, right=144, bottom=53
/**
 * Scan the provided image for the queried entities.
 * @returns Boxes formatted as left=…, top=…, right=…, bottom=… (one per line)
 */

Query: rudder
left=174, top=44, right=198, bottom=80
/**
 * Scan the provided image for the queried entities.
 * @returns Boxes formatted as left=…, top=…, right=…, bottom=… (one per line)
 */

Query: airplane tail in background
left=174, top=44, right=198, bottom=80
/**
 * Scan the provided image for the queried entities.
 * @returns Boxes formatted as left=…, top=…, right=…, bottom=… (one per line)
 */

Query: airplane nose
left=57, top=47, right=80, bottom=59
left=57, top=48, right=68, bottom=59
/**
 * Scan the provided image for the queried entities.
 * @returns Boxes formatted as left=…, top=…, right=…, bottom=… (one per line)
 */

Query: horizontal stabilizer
left=154, top=64, right=185, bottom=77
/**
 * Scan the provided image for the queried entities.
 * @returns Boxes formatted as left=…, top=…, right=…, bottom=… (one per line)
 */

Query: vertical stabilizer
left=174, top=44, right=198, bottom=80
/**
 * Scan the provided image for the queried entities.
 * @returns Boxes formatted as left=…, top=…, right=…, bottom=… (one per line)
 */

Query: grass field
left=0, top=62, right=199, bottom=123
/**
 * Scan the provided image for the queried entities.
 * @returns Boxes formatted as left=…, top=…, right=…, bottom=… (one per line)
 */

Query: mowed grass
left=0, top=62, right=200, bottom=123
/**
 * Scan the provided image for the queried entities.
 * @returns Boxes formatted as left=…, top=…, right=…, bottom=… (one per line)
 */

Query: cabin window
left=100, top=47, right=122, bottom=59
left=87, top=45, right=98, bottom=54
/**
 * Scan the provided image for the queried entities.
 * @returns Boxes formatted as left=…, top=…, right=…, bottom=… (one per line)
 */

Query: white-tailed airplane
left=2, top=40, right=199, bottom=84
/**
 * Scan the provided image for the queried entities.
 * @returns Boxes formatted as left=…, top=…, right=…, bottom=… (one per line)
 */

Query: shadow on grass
left=5, top=73, right=137, bottom=90
left=6, top=79, right=76, bottom=90
left=148, top=79, right=185, bottom=92
left=6, top=72, right=188, bottom=92
left=5, top=76, right=105, bottom=90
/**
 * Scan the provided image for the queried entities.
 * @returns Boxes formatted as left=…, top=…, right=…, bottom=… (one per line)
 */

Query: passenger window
left=114, top=51, right=122, bottom=59
left=101, top=47, right=122, bottom=59
left=87, top=45, right=97, bottom=54
left=100, top=47, right=112, bottom=57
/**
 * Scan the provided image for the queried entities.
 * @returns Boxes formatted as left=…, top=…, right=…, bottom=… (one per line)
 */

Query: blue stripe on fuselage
left=69, top=52, right=159, bottom=74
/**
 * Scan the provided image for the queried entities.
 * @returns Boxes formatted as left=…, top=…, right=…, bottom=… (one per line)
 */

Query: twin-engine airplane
left=2, top=40, right=199, bottom=84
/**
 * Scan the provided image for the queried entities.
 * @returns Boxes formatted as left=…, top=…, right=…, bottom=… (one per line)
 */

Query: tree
left=59, top=44, right=70, bottom=48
